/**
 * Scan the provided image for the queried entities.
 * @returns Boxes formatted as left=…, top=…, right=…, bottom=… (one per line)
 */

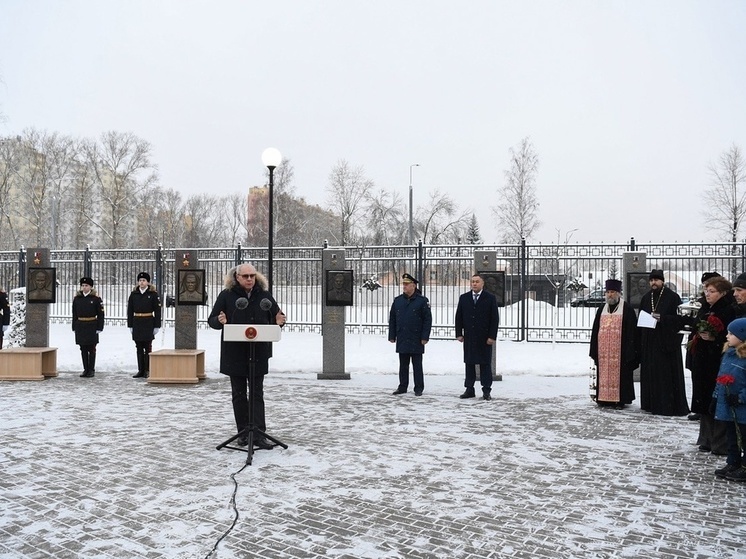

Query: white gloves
left=153, top=328, right=160, bottom=336
left=2, top=325, right=7, bottom=333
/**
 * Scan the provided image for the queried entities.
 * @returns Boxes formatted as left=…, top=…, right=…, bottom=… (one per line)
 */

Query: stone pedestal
left=319, top=248, right=350, bottom=380
left=155, top=250, right=206, bottom=383
left=0, top=347, right=58, bottom=380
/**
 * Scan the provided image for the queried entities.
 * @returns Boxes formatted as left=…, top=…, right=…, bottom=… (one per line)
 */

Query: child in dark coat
left=712, top=317, right=746, bottom=481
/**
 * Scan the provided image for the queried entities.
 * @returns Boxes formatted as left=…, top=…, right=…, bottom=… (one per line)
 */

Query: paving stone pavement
left=1, top=370, right=745, bottom=559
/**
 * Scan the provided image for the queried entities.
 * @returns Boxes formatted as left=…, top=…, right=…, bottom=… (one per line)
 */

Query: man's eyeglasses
left=238, top=273, right=256, bottom=279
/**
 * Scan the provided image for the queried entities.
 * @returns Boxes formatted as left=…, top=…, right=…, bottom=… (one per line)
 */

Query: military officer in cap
left=389, top=273, right=432, bottom=396
left=127, top=271, right=162, bottom=378
left=0, top=285, right=10, bottom=349
left=72, top=277, right=105, bottom=378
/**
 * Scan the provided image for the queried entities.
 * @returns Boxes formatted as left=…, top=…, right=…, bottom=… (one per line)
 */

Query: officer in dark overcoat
left=127, top=271, right=162, bottom=378
left=389, top=273, right=432, bottom=396
left=455, top=273, right=500, bottom=400
left=72, top=277, right=105, bottom=377
left=208, top=263, right=285, bottom=449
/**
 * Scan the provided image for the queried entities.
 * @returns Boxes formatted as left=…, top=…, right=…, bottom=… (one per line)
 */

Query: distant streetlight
left=409, top=163, right=420, bottom=245
left=261, top=147, right=282, bottom=289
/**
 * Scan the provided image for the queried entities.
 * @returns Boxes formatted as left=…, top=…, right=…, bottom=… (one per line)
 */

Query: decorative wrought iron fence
left=0, top=238, right=743, bottom=342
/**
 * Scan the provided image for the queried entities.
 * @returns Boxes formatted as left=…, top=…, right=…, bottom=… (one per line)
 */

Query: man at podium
left=208, top=263, right=286, bottom=449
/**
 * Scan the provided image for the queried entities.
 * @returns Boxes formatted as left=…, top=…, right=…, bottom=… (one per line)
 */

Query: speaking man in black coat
left=208, top=263, right=285, bottom=450
left=455, top=273, right=500, bottom=400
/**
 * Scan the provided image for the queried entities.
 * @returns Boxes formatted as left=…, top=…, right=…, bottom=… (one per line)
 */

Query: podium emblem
left=245, top=327, right=257, bottom=340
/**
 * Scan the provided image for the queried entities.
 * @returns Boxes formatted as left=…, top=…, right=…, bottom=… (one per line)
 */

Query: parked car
left=570, top=289, right=606, bottom=307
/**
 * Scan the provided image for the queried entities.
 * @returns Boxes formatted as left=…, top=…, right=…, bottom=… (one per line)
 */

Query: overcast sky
left=1, top=1, right=745, bottom=245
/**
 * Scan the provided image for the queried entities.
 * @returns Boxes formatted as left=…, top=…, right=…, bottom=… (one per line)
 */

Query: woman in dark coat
left=127, top=271, right=162, bottom=379
left=72, top=277, right=105, bottom=378
left=208, top=263, right=285, bottom=449
left=687, top=276, right=735, bottom=454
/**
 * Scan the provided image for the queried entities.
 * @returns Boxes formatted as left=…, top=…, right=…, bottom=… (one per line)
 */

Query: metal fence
left=1, top=238, right=743, bottom=343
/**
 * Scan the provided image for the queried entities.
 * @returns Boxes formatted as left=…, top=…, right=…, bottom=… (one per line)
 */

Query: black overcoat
left=637, top=287, right=689, bottom=416
left=127, top=285, right=162, bottom=342
left=455, top=290, right=500, bottom=364
left=208, top=280, right=281, bottom=377
left=0, top=290, right=9, bottom=340
left=72, top=290, right=105, bottom=346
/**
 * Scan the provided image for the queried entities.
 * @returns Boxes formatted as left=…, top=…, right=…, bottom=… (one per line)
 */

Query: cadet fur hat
left=137, top=272, right=151, bottom=282
left=401, top=273, right=418, bottom=284
left=701, top=272, right=720, bottom=283
left=649, top=269, right=665, bottom=281
left=728, top=318, right=746, bottom=342
left=733, top=273, right=746, bottom=289
left=79, top=277, right=94, bottom=287
left=604, top=279, right=622, bottom=292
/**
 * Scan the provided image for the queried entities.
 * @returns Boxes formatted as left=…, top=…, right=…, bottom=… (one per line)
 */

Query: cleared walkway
left=0, top=370, right=743, bottom=559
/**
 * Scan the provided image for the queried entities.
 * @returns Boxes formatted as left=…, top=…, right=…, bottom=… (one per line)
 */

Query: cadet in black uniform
left=127, top=271, right=162, bottom=379
left=72, top=277, right=105, bottom=378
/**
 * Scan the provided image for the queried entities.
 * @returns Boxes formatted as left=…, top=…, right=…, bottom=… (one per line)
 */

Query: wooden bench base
left=148, top=349, right=205, bottom=384
left=0, top=348, right=58, bottom=381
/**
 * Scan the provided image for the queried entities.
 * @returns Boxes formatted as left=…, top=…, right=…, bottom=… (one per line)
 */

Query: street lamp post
left=408, top=163, right=420, bottom=245
left=261, top=147, right=282, bottom=290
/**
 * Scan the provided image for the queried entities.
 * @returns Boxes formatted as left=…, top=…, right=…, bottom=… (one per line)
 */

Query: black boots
left=79, top=350, right=94, bottom=378
left=133, top=350, right=149, bottom=378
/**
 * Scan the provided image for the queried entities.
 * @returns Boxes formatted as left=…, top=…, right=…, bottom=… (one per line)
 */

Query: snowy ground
left=1, top=325, right=744, bottom=558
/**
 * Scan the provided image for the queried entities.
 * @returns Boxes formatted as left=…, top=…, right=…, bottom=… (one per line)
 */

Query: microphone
left=259, top=298, right=272, bottom=312
left=235, top=297, right=249, bottom=310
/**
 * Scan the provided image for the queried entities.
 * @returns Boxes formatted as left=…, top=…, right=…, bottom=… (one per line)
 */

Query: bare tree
left=418, top=190, right=470, bottom=244
left=493, top=137, right=540, bottom=243
left=0, top=136, right=22, bottom=248
left=362, top=188, right=405, bottom=245
left=83, top=131, right=158, bottom=248
left=225, top=192, right=248, bottom=246
left=326, top=159, right=373, bottom=245
left=703, top=144, right=746, bottom=243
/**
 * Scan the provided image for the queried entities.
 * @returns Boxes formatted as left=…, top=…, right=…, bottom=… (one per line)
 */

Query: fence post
left=235, top=242, right=242, bottom=267
left=18, top=246, right=26, bottom=288
left=519, top=238, right=527, bottom=342
left=155, top=243, right=164, bottom=300
left=84, top=244, right=92, bottom=279
left=417, top=239, right=424, bottom=297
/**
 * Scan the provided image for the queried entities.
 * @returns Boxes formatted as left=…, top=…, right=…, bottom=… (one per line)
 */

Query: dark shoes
left=688, top=413, right=701, bottom=421
left=459, top=389, right=476, bottom=399
left=483, top=392, right=492, bottom=401
left=392, top=389, right=406, bottom=395
left=236, top=435, right=249, bottom=447
left=79, top=371, right=94, bottom=378
left=698, top=445, right=711, bottom=452
left=414, top=390, right=423, bottom=396
left=132, top=372, right=147, bottom=378
left=724, top=467, right=746, bottom=482
left=715, top=463, right=742, bottom=479
left=254, top=437, right=274, bottom=450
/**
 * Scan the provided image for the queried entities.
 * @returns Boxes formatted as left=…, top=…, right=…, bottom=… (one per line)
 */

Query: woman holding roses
left=687, top=276, right=735, bottom=454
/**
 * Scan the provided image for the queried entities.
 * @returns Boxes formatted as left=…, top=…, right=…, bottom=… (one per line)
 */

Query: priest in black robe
left=636, top=269, right=689, bottom=416
left=589, top=279, right=639, bottom=408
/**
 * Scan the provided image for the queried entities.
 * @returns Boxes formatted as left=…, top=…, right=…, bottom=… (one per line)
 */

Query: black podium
left=216, top=324, right=288, bottom=465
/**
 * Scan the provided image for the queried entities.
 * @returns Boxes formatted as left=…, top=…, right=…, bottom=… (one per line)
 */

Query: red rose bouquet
left=687, top=314, right=725, bottom=351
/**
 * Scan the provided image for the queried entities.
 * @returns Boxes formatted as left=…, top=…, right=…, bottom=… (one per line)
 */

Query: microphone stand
left=216, top=306, right=288, bottom=465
